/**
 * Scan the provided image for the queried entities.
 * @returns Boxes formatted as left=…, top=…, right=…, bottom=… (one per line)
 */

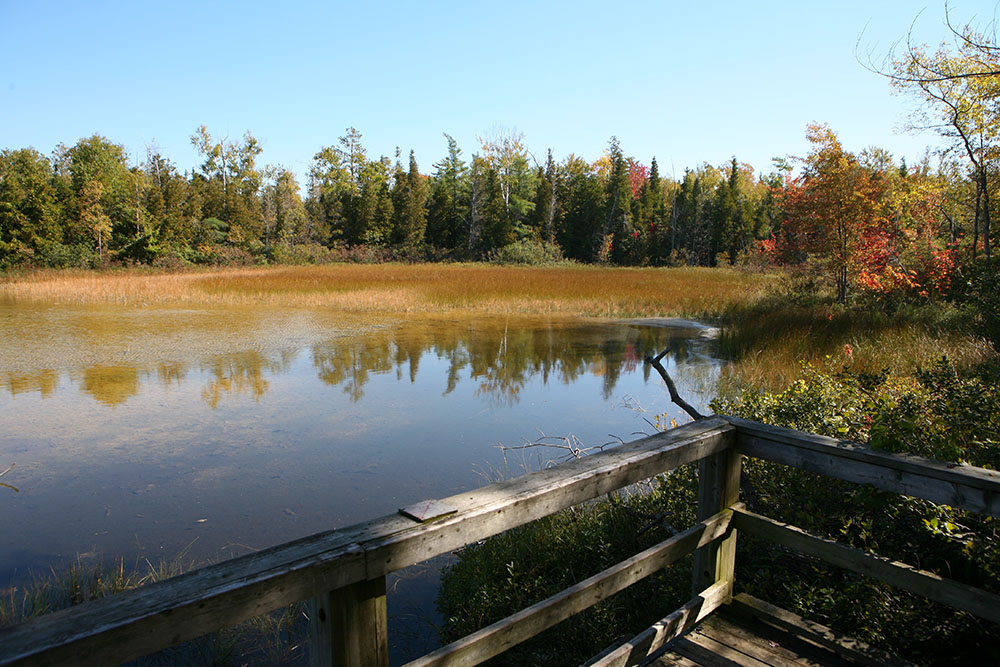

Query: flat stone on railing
left=399, top=499, right=458, bottom=522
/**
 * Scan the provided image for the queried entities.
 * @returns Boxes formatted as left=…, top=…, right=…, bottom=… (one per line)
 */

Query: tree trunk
left=982, top=167, right=991, bottom=259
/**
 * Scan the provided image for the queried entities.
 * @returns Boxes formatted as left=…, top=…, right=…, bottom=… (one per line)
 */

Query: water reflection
left=200, top=351, right=297, bottom=408
left=312, top=337, right=396, bottom=402
left=309, top=319, right=711, bottom=407
left=2, top=369, right=59, bottom=397
left=79, top=365, right=141, bottom=406
left=1, top=316, right=716, bottom=409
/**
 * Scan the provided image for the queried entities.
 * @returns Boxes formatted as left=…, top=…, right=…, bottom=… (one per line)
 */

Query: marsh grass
left=0, top=264, right=776, bottom=318
left=715, top=298, right=994, bottom=393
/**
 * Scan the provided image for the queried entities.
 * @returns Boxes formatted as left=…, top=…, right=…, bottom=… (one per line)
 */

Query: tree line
left=0, top=119, right=993, bottom=291
left=0, top=126, right=785, bottom=269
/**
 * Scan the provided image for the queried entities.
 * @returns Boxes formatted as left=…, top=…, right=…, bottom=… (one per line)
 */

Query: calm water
left=0, top=302, right=721, bottom=658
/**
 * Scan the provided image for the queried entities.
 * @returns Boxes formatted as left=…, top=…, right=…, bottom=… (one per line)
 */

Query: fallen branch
left=0, top=463, right=18, bottom=493
left=643, top=349, right=704, bottom=421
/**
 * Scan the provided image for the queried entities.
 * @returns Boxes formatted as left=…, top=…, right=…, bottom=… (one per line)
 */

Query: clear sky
left=0, top=1, right=992, bottom=184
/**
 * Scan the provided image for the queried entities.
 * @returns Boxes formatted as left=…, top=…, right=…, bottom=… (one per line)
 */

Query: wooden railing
left=1, top=415, right=998, bottom=666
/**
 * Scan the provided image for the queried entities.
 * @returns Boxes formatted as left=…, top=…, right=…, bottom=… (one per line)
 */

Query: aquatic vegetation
left=0, top=264, right=775, bottom=318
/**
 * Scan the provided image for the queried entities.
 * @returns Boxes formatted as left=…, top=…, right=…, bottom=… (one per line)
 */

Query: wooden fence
left=1, top=415, right=998, bottom=666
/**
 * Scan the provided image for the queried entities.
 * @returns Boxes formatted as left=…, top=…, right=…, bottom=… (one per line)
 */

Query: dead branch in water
left=0, top=463, right=18, bottom=493
left=644, top=349, right=704, bottom=421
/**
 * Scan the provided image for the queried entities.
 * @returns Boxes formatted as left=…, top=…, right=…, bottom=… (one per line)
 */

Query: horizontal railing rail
left=407, top=507, right=739, bottom=667
left=729, top=416, right=1000, bottom=517
left=3, top=414, right=999, bottom=666
left=728, top=416, right=1000, bottom=627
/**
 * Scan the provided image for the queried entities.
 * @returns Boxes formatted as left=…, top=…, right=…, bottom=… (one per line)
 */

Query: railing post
left=308, top=576, right=388, bottom=667
left=692, top=444, right=741, bottom=597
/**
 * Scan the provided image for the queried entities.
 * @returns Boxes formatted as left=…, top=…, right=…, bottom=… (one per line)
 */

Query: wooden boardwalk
left=3, top=417, right=995, bottom=666
left=645, top=594, right=907, bottom=667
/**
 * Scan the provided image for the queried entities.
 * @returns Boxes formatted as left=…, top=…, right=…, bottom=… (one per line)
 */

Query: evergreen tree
left=426, top=134, right=467, bottom=250
left=604, top=137, right=633, bottom=264
left=528, top=149, right=559, bottom=243
left=355, top=158, right=394, bottom=246
left=391, top=150, right=428, bottom=246
left=641, top=157, right=667, bottom=264
left=477, top=167, right=514, bottom=255
left=557, top=155, right=604, bottom=261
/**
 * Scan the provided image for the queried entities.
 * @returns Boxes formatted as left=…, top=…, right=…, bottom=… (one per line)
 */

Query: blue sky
left=0, top=1, right=991, bottom=184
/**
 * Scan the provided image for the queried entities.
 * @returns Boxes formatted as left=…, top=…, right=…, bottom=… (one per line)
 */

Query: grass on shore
left=0, top=263, right=775, bottom=318
left=715, top=298, right=994, bottom=392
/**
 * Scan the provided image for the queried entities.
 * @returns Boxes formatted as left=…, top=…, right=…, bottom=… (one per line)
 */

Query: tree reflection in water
left=1, top=316, right=717, bottom=410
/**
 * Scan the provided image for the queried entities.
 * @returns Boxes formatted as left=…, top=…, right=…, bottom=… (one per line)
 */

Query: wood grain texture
left=586, top=581, right=732, bottom=667
left=729, top=416, right=1000, bottom=516
left=692, top=447, right=741, bottom=596
left=724, top=594, right=910, bottom=667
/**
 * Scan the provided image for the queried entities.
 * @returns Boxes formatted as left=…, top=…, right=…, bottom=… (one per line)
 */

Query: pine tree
left=605, top=137, right=633, bottom=264
left=426, top=134, right=467, bottom=250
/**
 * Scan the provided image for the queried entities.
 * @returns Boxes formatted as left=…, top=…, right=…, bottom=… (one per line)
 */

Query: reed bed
left=0, top=264, right=775, bottom=318
left=715, top=302, right=995, bottom=393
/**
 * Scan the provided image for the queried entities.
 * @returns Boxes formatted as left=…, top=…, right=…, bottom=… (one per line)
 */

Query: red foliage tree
left=773, top=125, right=952, bottom=302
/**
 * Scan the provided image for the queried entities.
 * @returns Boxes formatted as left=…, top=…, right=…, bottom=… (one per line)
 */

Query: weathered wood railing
left=1, top=415, right=998, bottom=666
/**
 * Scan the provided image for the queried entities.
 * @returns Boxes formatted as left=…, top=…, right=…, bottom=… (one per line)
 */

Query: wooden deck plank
left=640, top=594, right=907, bottom=667
left=674, top=629, right=774, bottom=666
left=649, top=653, right=701, bottom=667
left=696, top=615, right=819, bottom=667
left=716, top=611, right=858, bottom=667
left=725, top=595, right=911, bottom=667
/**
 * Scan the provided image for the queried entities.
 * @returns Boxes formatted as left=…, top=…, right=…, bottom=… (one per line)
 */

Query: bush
left=36, top=242, right=96, bottom=269
left=965, top=256, right=1000, bottom=348
left=487, top=239, right=565, bottom=265
left=195, top=244, right=257, bottom=267
left=712, top=361, right=1000, bottom=664
left=267, top=242, right=338, bottom=265
left=151, top=248, right=194, bottom=271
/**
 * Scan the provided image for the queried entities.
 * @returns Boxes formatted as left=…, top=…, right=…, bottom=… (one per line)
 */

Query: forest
left=1, top=13, right=997, bottom=312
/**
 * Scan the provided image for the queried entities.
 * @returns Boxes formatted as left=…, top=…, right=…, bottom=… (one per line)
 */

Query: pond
left=0, top=302, right=722, bottom=659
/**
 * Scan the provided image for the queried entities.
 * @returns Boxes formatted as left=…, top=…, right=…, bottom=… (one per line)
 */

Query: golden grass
left=715, top=302, right=995, bottom=393
left=0, top=264, right=776, bottom=318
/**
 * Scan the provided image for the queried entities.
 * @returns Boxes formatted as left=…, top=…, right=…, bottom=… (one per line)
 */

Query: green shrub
left=267, top=242, right=337, bottom=265
left=36, top=242, right=96, bottom=269
left=488, top=239, right=565, bottom=266
left=965, top=256, right=1000, bottom=348
left=712, top=361, right=1000, bottom=664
